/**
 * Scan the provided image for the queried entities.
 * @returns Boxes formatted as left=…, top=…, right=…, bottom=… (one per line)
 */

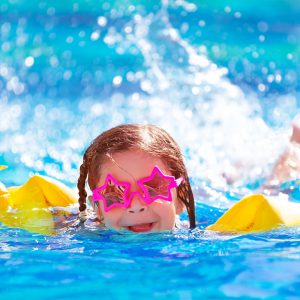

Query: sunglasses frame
left=92, top=165, right=183, bottom=212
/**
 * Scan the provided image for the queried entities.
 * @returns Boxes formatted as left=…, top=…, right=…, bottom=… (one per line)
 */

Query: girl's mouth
left=125, top=222, right=155, bottom=233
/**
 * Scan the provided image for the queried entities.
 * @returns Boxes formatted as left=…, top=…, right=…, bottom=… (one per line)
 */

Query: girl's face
left=89, top=150, right=183, bottom=233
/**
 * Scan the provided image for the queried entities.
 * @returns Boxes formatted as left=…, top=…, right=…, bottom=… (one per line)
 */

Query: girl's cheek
left=151, top=202, right=177, bottom=221
left=102, top=210, right=123, bottom=229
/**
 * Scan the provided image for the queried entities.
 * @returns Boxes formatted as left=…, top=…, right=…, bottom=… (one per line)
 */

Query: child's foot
left=265, top=119, right=300, bottom=186
left=290, top=119, right=300, bottom=143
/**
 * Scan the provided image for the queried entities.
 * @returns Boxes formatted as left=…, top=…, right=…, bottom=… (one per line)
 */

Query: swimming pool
left=1, top=0, right=300, bottom=298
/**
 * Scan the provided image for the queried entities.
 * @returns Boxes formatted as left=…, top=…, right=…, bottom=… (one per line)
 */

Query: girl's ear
left=88, top=195, right=94, bottom=208
left=175, top=200, right=185, bottom=215
left=88, top=196, right=103, bottom=220
left=173, top=190, right=184, bottom=215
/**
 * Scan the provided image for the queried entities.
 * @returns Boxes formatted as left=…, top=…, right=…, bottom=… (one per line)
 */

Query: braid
left=77, top=151, right=91, bottom=221
left=184, top=177, right=196, bottom=229
left=177, top=170, right=196, bottom=229
left=78, top=155, right=88, bottom=211
left=77, top=139, right=102, bottom=220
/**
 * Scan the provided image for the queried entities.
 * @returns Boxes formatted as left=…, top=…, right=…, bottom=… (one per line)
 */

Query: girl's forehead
left=99, top=150, right=168, bottom=183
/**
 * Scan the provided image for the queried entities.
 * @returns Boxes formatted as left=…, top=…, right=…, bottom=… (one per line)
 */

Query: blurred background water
left=1, top=0, right=300, bottom=299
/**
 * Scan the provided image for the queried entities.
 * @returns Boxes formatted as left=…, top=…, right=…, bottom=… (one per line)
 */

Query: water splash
left=0, top=1, right=298, bottom=201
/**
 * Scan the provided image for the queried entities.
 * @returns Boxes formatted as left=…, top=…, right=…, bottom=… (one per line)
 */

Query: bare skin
left=222, top=120, right=300, bottom=187
left=265, top=120, right=300, bottom=186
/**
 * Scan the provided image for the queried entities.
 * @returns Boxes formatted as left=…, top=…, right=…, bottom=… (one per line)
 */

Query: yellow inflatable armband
left=0, top=174, right=77, bottom=235
left=0, top=166, right=9, bottom=210
left=206, top=194, right=300, bottom=233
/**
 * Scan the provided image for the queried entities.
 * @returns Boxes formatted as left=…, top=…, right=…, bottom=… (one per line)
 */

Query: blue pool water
left=1, top=0, right=300, bottom=298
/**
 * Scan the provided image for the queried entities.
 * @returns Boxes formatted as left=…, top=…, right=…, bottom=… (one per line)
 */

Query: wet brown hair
left=77, top=124, right=196, bottom=229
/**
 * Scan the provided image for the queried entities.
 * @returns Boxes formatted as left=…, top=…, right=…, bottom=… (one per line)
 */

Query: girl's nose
left=127, top=194, right=148, bottom=214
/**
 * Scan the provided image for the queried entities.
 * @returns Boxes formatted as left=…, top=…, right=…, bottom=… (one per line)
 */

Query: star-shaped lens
left=137, top=166, right=181, bottom=204
left=92, top=175, right=131, bottom=212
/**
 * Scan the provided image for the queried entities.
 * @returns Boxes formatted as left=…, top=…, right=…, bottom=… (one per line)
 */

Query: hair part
left=77, top=124, right=196, bottom=228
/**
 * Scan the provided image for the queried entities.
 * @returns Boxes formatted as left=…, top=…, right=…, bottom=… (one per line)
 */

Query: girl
left=2, top=123, right=300, bottom=235
left=77, top=124, right=196, bottom=232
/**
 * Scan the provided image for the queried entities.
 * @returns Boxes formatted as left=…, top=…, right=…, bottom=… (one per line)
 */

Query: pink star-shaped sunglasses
left=92, top=165, right=183, bottom=212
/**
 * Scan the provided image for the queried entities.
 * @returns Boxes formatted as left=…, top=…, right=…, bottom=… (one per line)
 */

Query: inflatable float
left=1, top=165, right=300, bottom=234
left=206, top=194, right=300, bottom=232
left=0, top=166, right=77, bottom=234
